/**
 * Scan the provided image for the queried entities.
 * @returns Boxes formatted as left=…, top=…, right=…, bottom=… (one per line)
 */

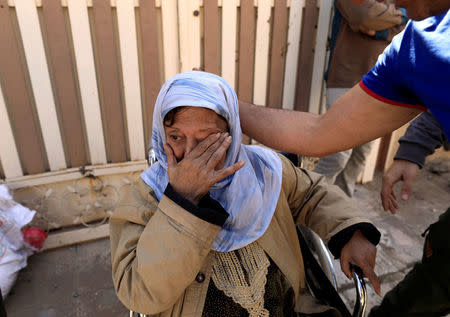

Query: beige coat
left=110, top=155, right=374, bottom=316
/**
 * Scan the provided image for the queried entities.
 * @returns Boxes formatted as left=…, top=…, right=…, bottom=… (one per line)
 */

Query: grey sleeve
left=394, top=112, right=448, bottom=168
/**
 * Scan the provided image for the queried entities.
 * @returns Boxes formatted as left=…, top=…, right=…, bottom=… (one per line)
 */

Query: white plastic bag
left=0, top=185, right=36, bottom=298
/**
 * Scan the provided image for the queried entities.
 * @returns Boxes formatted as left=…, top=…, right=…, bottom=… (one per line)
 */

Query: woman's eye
left=170, top=135, right=179, bottom=141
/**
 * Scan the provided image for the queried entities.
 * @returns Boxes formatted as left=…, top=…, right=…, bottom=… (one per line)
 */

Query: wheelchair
left=129, top=150, right=367, bottom=317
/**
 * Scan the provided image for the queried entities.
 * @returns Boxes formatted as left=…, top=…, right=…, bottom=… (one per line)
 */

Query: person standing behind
left=371, top=111, right=449, bottom=316
left=314, top=0, right=408, bottom=196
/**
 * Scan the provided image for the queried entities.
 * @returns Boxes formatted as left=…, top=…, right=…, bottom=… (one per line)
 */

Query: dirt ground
left=334, top=149, right=450, bottom=314
left=4, top=150, right=449, bottom=316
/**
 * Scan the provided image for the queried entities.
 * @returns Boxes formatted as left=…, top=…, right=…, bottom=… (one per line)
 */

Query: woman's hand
left=340, top=230, right=381, bottom=296
left=164, top=132, right=245, bottom=205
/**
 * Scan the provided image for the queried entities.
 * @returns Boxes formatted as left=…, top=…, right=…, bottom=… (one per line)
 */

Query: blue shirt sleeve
left=361, top=26, right=427, bottom=111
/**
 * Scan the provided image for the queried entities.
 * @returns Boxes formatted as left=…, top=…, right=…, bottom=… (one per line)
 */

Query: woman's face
left=164, top=107, right=229, bottom=166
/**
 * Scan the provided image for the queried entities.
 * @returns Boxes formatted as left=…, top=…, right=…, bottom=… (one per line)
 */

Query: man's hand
left=164, top=132, right=245, bottom=205
left=381, top=159, right=419, bottom=213
left=340, top=230, right=381, bottom=296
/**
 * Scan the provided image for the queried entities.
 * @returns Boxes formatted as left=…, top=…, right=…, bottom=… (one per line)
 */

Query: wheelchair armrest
left=297, top=225, right=367, bottom=317
left=298, top=225, right=338, bottom=290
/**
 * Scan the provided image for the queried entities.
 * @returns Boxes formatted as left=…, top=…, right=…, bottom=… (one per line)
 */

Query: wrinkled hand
left=164, top=133, right=245, bottom=205
left=381, top=159, right=419, bottom=214
left=340, top=230, right=380, bottom=296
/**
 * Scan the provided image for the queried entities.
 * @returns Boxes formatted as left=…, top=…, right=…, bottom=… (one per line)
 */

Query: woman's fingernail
left=226, top=136, right=232, bottom=142
left=401, top=193, right=408, bottom=200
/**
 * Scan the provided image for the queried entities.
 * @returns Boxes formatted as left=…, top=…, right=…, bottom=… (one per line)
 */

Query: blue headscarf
left=141, top=71, right=282, bottom=252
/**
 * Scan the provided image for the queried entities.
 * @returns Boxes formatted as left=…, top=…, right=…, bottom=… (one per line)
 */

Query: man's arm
left=337, top=0, right=406, bottom=32
left=240, top=84, right=422, bottom=157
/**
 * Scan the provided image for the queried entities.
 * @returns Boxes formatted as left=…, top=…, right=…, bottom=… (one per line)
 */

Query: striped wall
left=0, top=0, right=333, bottom=183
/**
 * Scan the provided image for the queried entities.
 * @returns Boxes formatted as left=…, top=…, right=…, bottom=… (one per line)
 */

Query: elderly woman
left=110, top=71, right=380, bottom=316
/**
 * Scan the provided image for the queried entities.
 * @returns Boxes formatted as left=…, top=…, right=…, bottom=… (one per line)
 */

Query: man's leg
left=369, top=207, right=450, bottom=317
left=313, top=150, right=352, bottom=184
left=334, top=141, right=374, bottom=196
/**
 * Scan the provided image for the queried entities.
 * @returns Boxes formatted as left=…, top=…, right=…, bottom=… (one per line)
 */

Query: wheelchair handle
left=351, top=264, right=367, bottom=317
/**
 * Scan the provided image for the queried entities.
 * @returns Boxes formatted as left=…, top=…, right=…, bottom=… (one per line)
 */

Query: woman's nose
left=185, top=138, right=199, bottom=156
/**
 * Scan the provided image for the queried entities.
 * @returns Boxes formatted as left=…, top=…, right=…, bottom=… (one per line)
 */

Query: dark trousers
left=369, top=207, right=450, bottom=317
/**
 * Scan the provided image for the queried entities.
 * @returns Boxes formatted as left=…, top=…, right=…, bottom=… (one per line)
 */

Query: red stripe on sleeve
left=359, top=81, right=427, bottom=111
